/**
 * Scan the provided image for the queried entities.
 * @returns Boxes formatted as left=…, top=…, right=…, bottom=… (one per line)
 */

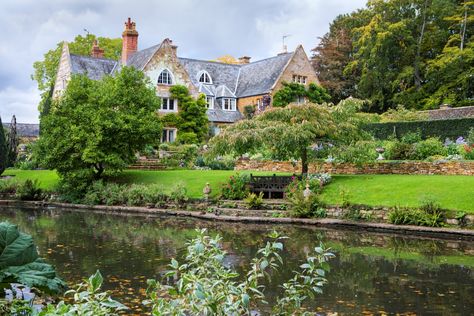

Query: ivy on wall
left=272, top=82, right=331, bottom=107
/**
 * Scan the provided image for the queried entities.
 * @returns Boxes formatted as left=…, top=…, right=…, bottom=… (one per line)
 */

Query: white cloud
left=0, top=86, right=41, bottom=123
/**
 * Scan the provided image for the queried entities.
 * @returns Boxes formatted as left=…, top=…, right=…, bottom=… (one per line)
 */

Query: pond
left=0, top=205, right=473, bottom=315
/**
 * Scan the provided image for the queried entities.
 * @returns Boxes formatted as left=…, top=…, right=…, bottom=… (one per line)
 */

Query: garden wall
left=235, top=159, right=474, bottom=175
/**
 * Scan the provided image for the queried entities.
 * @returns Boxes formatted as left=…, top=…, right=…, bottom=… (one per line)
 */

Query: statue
left=303, top=182, right=311, bottom=201
left=203, top=183, right=212, bottom=201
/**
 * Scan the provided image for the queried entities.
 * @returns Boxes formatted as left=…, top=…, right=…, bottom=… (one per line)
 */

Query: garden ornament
left=376, top=147, right=385, bottom=160
left=303, top=182, right=311, bottom=201
left=203, top=182, right=212, bottom=201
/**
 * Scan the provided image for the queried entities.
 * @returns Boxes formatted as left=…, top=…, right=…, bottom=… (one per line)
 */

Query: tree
left=32, top=34, right=122, bottom=116
left=0, top=116, right=7, bottom=176
left=37, top=66, right=161, bottom=180
left=213, top=55, right=240, bottom=64
left=169, top=85, right=209, bottom=144
left=209, top=101, right=363, bottom=174
left=6, top=115, right=18, bottom=167
left=272, top=82, right=331, bottom=107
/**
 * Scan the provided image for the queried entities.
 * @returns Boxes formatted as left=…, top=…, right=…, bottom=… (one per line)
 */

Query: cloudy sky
left=0, top=0, right=366, bottom=123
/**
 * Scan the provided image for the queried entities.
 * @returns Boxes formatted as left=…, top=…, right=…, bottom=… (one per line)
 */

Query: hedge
left=364, top=118, right=474, bottom=140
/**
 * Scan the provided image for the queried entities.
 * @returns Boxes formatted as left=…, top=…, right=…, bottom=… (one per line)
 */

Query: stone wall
left=235, top=159, right=474, bottom=175
left=424, top=106, right=474, bottom=120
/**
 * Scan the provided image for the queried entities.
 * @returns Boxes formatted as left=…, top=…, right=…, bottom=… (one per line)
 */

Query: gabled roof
left=215, top=85, right=236, bottom=98
left=70, top=54, right=117, bottom=80
left=235, top=52, right=293, bottom=98
left=178, top=58, right=241, bottom=91
left=125, top=44, right=162, bottom=70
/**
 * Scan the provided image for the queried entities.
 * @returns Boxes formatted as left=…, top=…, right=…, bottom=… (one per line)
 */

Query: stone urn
left=376, top=147, right=385, bottom=161
left=203, top=183, right=212, bottom=201
left=303, top=182, right=312, bottom=201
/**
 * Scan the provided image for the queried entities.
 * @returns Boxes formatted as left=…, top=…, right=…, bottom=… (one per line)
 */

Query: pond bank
left=1, top=199, right=473, bottom=241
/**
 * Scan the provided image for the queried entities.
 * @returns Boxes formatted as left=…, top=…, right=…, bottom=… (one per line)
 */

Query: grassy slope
left=320, top=174, right=474, bottom=212
left=3, top=170, right=473, bottom=212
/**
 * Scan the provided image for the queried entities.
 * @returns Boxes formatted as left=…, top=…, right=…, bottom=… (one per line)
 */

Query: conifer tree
left=0, top=116, right=7, bottom=176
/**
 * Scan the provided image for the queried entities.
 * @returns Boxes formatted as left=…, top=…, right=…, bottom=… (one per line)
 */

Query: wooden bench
left=249, top=174, right=301, bottom=199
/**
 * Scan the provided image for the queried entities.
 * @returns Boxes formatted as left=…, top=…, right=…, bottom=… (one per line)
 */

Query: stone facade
left=235, top=159, right=474, bottom=175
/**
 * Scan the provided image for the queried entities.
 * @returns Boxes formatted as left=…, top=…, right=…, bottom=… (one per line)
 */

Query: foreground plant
left=145, top=229, right=334, bottom=315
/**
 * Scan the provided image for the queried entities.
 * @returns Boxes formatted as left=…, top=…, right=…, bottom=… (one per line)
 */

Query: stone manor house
left=53, top=18, right=320, bottom=142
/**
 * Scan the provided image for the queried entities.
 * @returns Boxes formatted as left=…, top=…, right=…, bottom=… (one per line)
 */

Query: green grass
left=320, top=174, right=474, bottom=212
left=2, top=170, right=473, bottom=212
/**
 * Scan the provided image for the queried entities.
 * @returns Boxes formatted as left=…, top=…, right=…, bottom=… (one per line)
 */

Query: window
left=296, top=96, right=305, bottom=104
left=162, top=128, right=176, bottom=143
left=157, top=69, right=173, bottom=85
left=206, top=96, right=214, bottom=109
left=292, top=75, right=307, bottom=84
left=161, top=98, right=177, bottom=112
left=302, top=76, right=307, bottom=84
left=223, top=98, right=236, bottom=111
left=198, top=71, right=212, bottom=84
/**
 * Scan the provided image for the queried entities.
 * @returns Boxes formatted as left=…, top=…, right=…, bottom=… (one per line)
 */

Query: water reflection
left=0, top=205, right=473, bottom=315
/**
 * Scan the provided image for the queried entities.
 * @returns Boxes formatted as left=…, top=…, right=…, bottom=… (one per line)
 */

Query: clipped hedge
left=364, top=118, right=474, bottom=140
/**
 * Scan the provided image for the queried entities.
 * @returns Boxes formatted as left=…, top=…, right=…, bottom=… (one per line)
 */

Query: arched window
left=198, top=71, right=212, bottom=84
left=157, top=69, right=173, bottom=85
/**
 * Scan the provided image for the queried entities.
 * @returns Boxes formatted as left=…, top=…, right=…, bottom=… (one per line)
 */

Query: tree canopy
left=312, top=0, right=474, bottom=111
left=37, top=66, right=161, bottom=180
left=272, top=82, right=331, bottom=107
left=209, top=100, right=364, bottom=174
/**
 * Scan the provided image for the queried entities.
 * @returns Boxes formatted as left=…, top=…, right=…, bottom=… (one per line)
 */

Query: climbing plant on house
left=169, top=85, right=209, bottom=144
left=272, top=82, right=331, bottom=107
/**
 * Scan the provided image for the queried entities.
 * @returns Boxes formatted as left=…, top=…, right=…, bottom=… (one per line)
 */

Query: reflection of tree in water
left=0, top=206, right=473, bottom=314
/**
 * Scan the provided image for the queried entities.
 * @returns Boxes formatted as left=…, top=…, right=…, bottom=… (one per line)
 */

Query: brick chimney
left=121, top=17, right=138, bottom=65
left=238, top=56, right=251, bottom=64
left=91, top=40, right=104, bottom=58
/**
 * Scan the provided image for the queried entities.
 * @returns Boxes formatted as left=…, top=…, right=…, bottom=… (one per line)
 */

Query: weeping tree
left=209, top=101, right=364, bottom=174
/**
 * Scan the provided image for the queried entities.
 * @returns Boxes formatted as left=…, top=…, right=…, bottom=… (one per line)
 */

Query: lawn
left=320, top=174, right=474, bottom=212
left=2, top=170, right=473, bottom=212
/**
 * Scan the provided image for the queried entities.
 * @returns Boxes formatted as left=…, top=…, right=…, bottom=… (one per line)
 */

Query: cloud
left=0, top=0, right=366, bottom=123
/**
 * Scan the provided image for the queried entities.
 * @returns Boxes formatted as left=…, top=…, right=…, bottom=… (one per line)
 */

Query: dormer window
left=222, top=98, right=236, bottom=111
left=158, top=69, right=173, bottom=85
left=206, top=96, right=214, bottom=109
left=198, top=71, right=212, bottom=84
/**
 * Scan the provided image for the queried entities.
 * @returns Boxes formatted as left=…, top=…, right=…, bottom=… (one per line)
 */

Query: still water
left=0, top=205, right=473, bottom=315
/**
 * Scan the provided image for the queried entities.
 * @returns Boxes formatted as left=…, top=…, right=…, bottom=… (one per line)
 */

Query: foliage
left=220, top=173, right=250, bottom=200
left=244, top=192, right=264, bottom=209
left=6, top=115, right=18, bottom=168
left=170, top=86, right=209, bottom=144
left=0, top=117, right=7, bottom=176
left=388, top=205, right=445, bottom=227
left=159, top=144, right=199, bottom=168
left=0, top=222, right=65, bottom=294
left=0, top=179, right=18, bottom=194
left=272, top=82, right=331, bottom=107
left=195, top=155, right=236, bottom=170
left=209, top=102, right=363, bottom=174
left=15, top=180, right=44, bottom=201
left=468, top=128, right=474, bottom=145
left=331, top=141, right=377, bottom=164
left=243, top=105, right=256, bottom=119
left=39, top=270, right=127, bottom=315
left=380, top=106, right=429, bottom=122
left=315, top=0, right=473, bottom=110
left=287, top=191, right=325, bottom=218
left=37, top=66, right=162, bottom=181
left=213, top=55, right=240, bottom=64
left=145, top=229, right=334, bottom=315
left=410, top=137, right=447, bottom=160
left=365, top=118, right=474, bottom=140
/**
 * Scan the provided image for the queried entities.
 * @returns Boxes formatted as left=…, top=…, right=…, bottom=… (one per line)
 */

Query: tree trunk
left=460, top=3, right=468, bottom=51
left=94, top=163, right=104, bottom=179
left=301, top=147, right=309, bottom=175
left=414, top=0, right=428, bottom=88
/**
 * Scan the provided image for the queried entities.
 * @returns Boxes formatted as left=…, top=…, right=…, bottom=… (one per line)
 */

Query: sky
left=0, top=0, right=367, bottom=124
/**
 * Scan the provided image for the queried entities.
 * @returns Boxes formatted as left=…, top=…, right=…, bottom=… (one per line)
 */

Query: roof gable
left=70, top=54, right=117, bottom=80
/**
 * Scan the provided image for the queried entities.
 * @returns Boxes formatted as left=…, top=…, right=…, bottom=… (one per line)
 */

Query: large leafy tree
left=32, top=34, right=122, bottom=116
left=209, top=100, right=364, bottom=174
left=0, top=116, right=7, bottom=176
left=38, top=66, right=161, bottom=180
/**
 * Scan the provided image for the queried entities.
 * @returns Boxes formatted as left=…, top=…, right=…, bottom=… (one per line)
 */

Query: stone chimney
left=238, top=56, right=251, bottom=64
left=121, top=17, right=138, bottom=65
left=91, top=40, right=104, bottom=58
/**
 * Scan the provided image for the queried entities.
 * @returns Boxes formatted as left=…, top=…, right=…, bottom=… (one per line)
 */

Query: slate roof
left=125, top=44, right=162, bottom=70
left=2, top=123, right=40, bottom=138
left=206, top=109, right=244, bottom=123
left=70, top=54, right=117, bottom=80
left=236, top=53, right=292, bottom=97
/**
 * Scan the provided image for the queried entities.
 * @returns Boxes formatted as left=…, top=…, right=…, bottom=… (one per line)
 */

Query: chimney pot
left=238, top=56, right=251, bottom=64
left=91, top=39, right=104, bottom=58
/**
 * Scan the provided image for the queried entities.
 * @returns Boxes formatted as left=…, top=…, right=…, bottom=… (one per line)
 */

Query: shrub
left=409, top=137, right=447, bottom=160
left=388, top=203, right=445, bottom=227
left=461, top=144, right=474, bottom=160
left=220, top=174, right=250, bottom=200
left=468, top=128, right=474, bottom=146
left=169, top=183, right=188, bottom=206
left=198, top=155, right=236, bottom=170
left=0, top=179, right=18, bottom=194
left=286, top=174, right=331, bottom=199
left=384, top=140, right=413, bottom=160
left=331, top=141, right=377, bottom=164
left=400, top=131, right=422, bottom=144
left=15, top=179, right=43, bottom=201
left=244, top=192, right=264, bottom=209
left=287, top=191, right=324, bottom=218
